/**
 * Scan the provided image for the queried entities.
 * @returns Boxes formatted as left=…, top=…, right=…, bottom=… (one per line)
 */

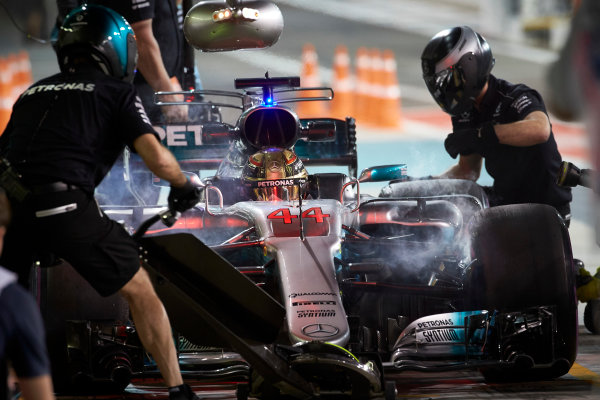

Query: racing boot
left=168, top=383, right=201, bottom=400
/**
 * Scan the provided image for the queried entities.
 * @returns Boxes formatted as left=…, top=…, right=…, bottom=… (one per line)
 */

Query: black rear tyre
left=466, top=204, right=577, bottom=381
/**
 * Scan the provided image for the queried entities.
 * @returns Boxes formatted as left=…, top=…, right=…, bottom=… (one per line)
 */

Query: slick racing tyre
left=466, top=204, right=577, bottom=382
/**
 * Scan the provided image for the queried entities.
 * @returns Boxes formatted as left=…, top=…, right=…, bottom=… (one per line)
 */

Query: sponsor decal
left=258, top=179, right=296, bottom=187
left=297, top=309, right=336, bottom=318
left=289, top=292, right=337, bottom=299
left=302, top=323, right=339, bottom=338
left=417, top=318, right=454, bottom=329
left=457, top=110, right=472, bottom=123
left=292, top=300, right=336, bottom=307
left=153, top=124, right=203, bottom=146
left=267, top=160, right=282, bottom=173
left=21, top=83, right=95, bottom=97
left=493, top=103, right=502, bottom=117
left=418, top=328, right=460, bottom=343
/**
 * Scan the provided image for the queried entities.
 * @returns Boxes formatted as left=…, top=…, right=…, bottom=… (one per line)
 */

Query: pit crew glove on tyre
left=444, top=121, right=498, bottom=158
left=168, top=177, right=201, bottom=212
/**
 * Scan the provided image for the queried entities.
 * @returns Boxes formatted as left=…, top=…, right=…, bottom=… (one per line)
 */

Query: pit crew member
left=0, top=5, right=200, bottom=399
left=56, top=0, right=189, bottom=123
left=0, top=189, right=54, bottom=400
left=421, top=25, right=572, bottom=225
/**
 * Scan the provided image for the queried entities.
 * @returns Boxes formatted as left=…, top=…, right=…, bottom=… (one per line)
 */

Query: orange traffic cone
left=329, top=45, right=354, bottom=120
left=377, top=49, right=403, bottom=130
left=353, top=47, right=371, bottom=126
left=296, top=43, right=327, bottom=118
left=366, top=48, right=384, bottom=126
left=13, top=51, right=33, bottom=95
left=6, top=54, right=19, bottom=99
left=0, top=58, right=13, bottom=134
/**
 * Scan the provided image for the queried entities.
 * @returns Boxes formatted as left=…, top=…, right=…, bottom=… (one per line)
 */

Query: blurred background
left=1, top=0, right=598, bottom=320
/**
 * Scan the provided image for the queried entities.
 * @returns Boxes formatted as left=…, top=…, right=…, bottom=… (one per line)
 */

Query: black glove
left=167, top=177, right=201, bottom=212
left=444, top=121, right=498, bottom=158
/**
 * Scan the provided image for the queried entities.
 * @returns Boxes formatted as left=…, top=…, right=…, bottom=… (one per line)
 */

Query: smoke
left=358, top=180, right=486, bottom=281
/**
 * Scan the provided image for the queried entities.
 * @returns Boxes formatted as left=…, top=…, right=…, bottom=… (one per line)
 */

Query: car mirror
left=358, top=164, right=407, bottom=182
left=184, top=0, right=284, bottom=52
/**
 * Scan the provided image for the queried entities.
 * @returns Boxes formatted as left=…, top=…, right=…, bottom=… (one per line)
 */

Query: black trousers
left=1, top=189, right=140, bottom=297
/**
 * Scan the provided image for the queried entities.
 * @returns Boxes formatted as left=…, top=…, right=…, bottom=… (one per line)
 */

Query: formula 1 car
left=33, top=1, right=578, bottom=397
left=67, top=71, right=576, bottom=398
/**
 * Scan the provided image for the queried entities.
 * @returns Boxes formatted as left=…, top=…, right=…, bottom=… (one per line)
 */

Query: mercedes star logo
left=302, top=323, right=339, bottom=338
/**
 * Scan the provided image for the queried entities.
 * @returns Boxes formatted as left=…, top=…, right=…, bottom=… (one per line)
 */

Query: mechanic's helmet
left=242, top=148, right=309, bottom=201
left=421, top=26, right=494, bottom=116
left=55, top=4, right=137, bottom=83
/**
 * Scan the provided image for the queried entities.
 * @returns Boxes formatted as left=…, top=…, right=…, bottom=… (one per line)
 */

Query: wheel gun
left=557, top=161, right=595, bottom=190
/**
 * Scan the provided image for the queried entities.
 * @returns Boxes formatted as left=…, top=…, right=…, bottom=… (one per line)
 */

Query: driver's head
left=242, top=148, right=308, bottom=201
left=421, top=26, right=494, bottom=116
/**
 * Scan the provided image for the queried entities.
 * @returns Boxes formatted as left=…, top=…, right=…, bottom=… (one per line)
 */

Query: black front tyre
left=384, top=380, right=397, bottom=400
left=466, top=204, right=577, bottom=381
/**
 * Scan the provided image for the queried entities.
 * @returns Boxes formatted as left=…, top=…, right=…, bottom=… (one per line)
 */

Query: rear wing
left=295, top=117, right=358, bottom=178
left=150, top=117, right=358, bottom=177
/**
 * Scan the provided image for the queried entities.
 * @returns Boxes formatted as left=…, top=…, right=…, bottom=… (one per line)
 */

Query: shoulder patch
left=510, top=94, right=533, bottom=114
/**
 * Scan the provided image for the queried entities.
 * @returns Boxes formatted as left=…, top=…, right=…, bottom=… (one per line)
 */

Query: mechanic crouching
left=419, top=26, right=594, bottom=298
left=0, top=5, right=201, bottom=400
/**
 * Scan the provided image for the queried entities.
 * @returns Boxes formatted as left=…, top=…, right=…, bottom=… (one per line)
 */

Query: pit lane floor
left=53, top=326, right=600, bottom=400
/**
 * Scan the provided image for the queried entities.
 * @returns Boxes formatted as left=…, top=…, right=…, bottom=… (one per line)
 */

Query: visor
left=424, top=65, right=465, bottom=114
left=423, top=52, right=479, bottom=116
left=253, top=186, right=299, bottom=201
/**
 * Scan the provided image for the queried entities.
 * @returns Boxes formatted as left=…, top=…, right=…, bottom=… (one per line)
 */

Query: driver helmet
left=421, top=26, right=494, bottom=116
left=55, top=4, right=137, bottom=83
left=242, top=148, right=308, bottom=201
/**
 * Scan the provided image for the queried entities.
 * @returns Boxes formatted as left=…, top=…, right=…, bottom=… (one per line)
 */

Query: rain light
left=212, top=8, right=233, bottom=22
left=212, top=7, right=259, bottom=22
